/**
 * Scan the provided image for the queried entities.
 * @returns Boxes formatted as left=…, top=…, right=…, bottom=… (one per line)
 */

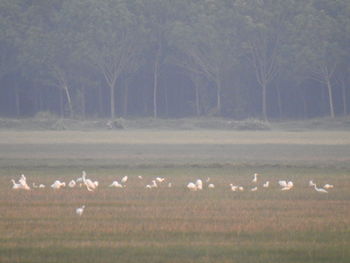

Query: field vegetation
left=0, top=130, right=349, bottom=262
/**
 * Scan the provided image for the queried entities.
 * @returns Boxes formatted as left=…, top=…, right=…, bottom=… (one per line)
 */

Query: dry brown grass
left=0, top=130, right=349, bottom=262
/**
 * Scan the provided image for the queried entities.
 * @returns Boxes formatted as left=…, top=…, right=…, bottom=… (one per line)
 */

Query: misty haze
left=0, top=1, right=349, bottom=263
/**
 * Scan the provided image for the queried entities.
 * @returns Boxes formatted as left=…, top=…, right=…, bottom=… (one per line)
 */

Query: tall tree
left=237, top=0, right=301, bottom=120
left=19, top=0, right=77, bottom=117
left=136, top=0, right=188, bottom=118
left=295, top=2, right=344, bottom=118
left=65, top=0, right=142, bottom=119
left=170, top=0, right=239, bottom=116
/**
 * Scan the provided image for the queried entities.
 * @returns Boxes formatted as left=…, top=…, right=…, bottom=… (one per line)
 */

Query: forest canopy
left=0, top=0, right=349, bottom=120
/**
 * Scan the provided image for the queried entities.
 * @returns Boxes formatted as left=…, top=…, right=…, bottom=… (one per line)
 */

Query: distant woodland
left=1, top=0, right=350, bottom=120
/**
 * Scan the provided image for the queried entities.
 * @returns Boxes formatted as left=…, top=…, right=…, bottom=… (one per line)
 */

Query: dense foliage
left=0, top=0, right=349, bottom=120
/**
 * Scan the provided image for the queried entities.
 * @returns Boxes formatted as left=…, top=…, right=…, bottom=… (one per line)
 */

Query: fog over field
left=1, top=0, right=350, bottom=262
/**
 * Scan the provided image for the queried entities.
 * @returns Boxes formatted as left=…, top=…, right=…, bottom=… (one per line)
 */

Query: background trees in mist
left=0, top=0, right=349, bottom=120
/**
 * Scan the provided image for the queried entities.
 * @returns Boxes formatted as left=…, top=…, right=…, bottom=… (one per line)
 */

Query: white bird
left=313, top=184, right=328, bottom=193
left=68, top=180, right=76, bottom=188
left=76, top=177, right=84, bottom=187
left=121, top=176, right=128, bottom=184
left=82, top=171, right=98, bottom=192
left=109, top=181, right=124, bottom=188
left=238, top=186, right=244, bottom=191
left=18, top=174, right=31, bottom=190
left=156, top=177, right=165, bottom=183
left=19, top=174, right=26, bottom=185
left=323, top=184, right=334, bottom=189
left=76, top=177, right=83, bottom=182
left=263, top=181, right=270, bottom=188
left=280, top=180, right=293, bottom=191
left=76, top=205, right=85, bottom=216
left=208, top=183, right=215, bottom=189
left=138, top=175, right=143, bottom=180
left=11, top=179, right=23, bottom=190
left=195, top=179, right=203, bottom=190
left=33, top=182, right=45, bottom=189
left=168, top=182, right=172, bottom=188
left=252, top=173, right=259, bottom=183
left=51, top=180, right=66, bottom=189
left=278, top=180, right=287, bottom=187
left=229, top=184, right=238, bottom=191
left=251, top=186, right=258, bottom=191
left=146, top=180, right=157, bottom=189
left=187, top=182, right=197, bottom=191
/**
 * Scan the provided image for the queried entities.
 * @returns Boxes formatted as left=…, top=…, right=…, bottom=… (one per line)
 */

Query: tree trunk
left=81, top=85, right=86, bottom=119
left=153, top=52, right=160, bottom=119
left=326, top=77, right=335, bottom=118
left=110, top=82, right=115, bottom=119
left=216, top=79, right=221, bottom=115
left=341, top=79, right=347, bottom=116
left=301, top=89, right=307, bottom=119
left=63, top=85, right=73, bottom=118
left=123, top=80, right=128, bottom=117
left=261, top=81, right=268, bottom=120
left=14, top=85, right=20, bottom=117
left=194, top=77, right=200, bottom=116
left=98, top=85, right=103, bottom=117
left=59, top=87, right=64, bottom=118
left=164, top=82, right=169, bottom=117
left=276, top=84, right=282, bottom=119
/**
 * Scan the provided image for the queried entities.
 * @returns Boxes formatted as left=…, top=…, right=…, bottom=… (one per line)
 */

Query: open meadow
left=0, top=130, right=350, bottom=263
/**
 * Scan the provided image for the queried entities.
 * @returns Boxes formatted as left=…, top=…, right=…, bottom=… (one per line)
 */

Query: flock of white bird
left=10, top=172, right=335, bottom=216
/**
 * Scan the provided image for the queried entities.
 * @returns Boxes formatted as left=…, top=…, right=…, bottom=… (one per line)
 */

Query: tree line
left=1, top=0, right=350, bottom=120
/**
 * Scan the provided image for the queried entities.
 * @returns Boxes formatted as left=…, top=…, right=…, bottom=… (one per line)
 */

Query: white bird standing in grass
left=51, top=180, right=66, bottom=189
left=323, top=184, right=334, bottom=189
left=18, top=174, right=31, bottom=190
left=229, top=184, right=238, bottom=191
left=195, top=179, right=203, bottom=190
left=138, top=175, right=143, bottom=180
left=11, top=179, right=23, bottom=190
left=187, top=182, right=197, bottom=191
left=109, top=181, right=124, bottom=188
left=279, top=180, right=293, bottom=191
left=312, top=184, right=328, bottom=193
left=263, top=181, right=270, bottom=188
left=68, top=180, right=76, bottom=188
left=76, top=177, right=84, bottom=187
left=250, top=186, right=258, bottom=191
left=156, top=177, right=165, bottom=183
left=121, top=176, right=128, bottom=184
left=76, top=205, right=85, bottom=216
left=252, top=173, right=259, bottom=183
left=208, top=183, right=215, bottom=189
left=309, top=180, right=328, bottom=193
left=82, top=171, right=98, bottom=192
left=146, top=180, right=157, bottom=189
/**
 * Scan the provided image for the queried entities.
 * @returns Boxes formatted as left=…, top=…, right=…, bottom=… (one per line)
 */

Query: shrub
left=235, top=119, right=271, bottom=130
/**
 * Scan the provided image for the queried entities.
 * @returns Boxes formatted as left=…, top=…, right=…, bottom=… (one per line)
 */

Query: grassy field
left=0, top=130, right=349, bottom=263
